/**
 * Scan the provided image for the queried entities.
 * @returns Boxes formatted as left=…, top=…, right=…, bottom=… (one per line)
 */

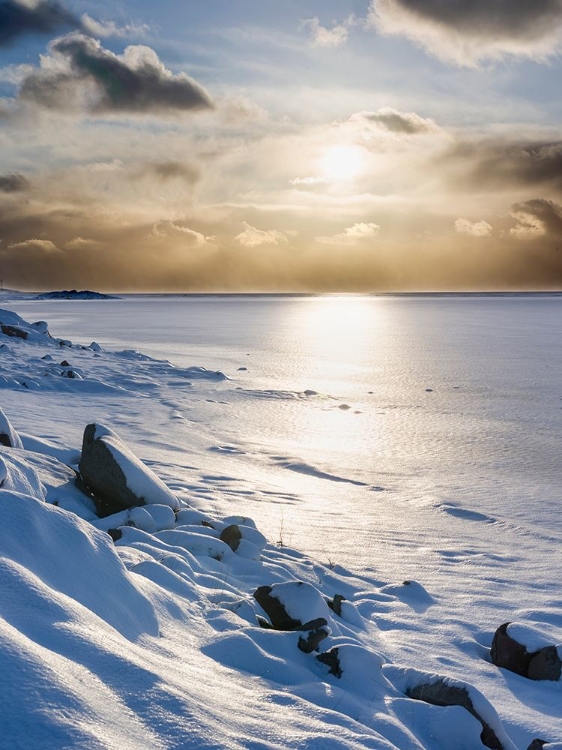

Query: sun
left=321, top=145, right=366, bottom=182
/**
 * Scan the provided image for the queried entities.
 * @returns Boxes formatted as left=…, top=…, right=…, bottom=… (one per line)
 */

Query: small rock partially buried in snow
left=79, top=423, right=179, bottom=516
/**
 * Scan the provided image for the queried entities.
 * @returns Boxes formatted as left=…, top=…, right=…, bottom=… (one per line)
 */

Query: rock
left=491, top=622, right=562, bottom=681
left=220, top=524, right=242, bottom=551
left=327, top=594, right=346, bottom=617
left=107, top=528, right=123, bottom=542
left=527, top=741, right=547, bottom=750
left=60, top=360, right=70, bottom=367
left=317, top=647, right=342, bottom=678
left=0, top=407, right=23, bottom=449
left=254, top=581, right=331, bottom=631
left=406, top=680, right=503, bottom=750
left=528, top=646, right=562, bottom=682
left=254, top=585, right=302, bottom=630
left=296, top=618, right=330, bottom=654
left=1, top=324, right=27, bottom=340
left=491, top=623, right=532, bottom=677
left=79, top=423, right=179, bottom=516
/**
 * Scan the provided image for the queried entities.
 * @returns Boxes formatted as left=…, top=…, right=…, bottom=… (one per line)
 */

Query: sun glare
left=321, top=145, right=366, bottom=182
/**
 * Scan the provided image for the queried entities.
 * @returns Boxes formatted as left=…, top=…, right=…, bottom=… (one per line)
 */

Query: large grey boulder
left=79, top=423, right=179, bottom=517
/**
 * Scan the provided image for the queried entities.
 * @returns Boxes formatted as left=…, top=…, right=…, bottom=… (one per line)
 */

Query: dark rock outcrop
left=79, top=423, right=179, bottom=517
left=1, top=324, right=27, bottom=339
left=220, top=524, right=242, bottom=552
left=296, top=618, right=329, bottom=654
left=317, top=648, right=342, bottom=678
left=327, top=594, right=346, bottom=617
left=491, top=623, right=562, bottom=681
left=254, top=585, right=302, bottom=630
left=406, top=680, right=503, bottom=750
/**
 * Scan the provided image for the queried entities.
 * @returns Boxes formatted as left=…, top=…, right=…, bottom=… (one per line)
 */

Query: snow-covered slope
left=0, top=306, right=560, bottom=749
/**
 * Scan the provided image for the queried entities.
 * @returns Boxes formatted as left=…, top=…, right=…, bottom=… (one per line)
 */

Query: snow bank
left=0, top=306, right=559, bottom=750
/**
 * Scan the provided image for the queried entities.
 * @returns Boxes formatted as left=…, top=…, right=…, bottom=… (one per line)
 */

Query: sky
left=1, top=0, right=562, bottom=292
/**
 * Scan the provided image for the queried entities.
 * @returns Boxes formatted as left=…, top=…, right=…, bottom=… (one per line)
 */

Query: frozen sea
left=8, top=293, right=562, bottom=569
left=3, top=293, right=562, bottom=748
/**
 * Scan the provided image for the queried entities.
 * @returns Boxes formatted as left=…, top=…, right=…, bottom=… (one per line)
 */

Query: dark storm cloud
left=444, top=140, right=562, bottom=192
left=378, top=0, right=562, bottom=38
left=0, top=173, right=30, bottom=192
left=371, top=0, right=562, bottom=63
left=0, top=0, right=77, bottom=47
left=19, top=33, right=214, bottom=115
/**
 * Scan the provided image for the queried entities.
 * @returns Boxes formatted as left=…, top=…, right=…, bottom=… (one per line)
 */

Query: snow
left=0, top=296, right=561, bottom=749
left=507, top=622, right=561, bottom=654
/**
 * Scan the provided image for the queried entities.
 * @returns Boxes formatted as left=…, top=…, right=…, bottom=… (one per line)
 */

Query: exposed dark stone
left=0, top=433, right=11, bottom=447
left=317, top=648, right=342, bottom=678
left=107, top=528, right=122, bottom=542
left=220, top=524, right=242, bottom=552
left=527, top=741, right=548, bottom=750
left=297, top=618, right=329, bottom=654
left=491, top=623, right=562, bottom=681
left=1, top=324, right=28, bottom=339
left=327, top=594, right=346, bottom=617
left=491, top=622, right=532, bottom=677
left=60, top=360, right=70, bottom=367
left=257, top=616, right=274, bottom=629
left=528, top=646, right=562, bottom=682
left=253, top=585, right=302, bottom=630
left=79, top=436, right=134, bottom=516
left=79, top=422, right=180, bottom=517
left=407, top=681, right=503, bottom=750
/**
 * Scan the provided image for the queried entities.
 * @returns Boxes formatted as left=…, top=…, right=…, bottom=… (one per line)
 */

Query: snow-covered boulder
left=491, top=622, right=562, bottom=681
left=254, top=581, right=332, bottom=630
left=0, top=407, right=23, bottom=449
left=220, top=523, right=267, bottom=554
left=386, top=666, right=517, bottom=750
left=79, top=423, right=179, bottom=516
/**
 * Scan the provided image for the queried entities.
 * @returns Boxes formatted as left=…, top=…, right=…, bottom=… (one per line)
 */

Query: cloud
left=81, top=14, right=148, bottom=39
left=19, top=33, right=214, bottom=115
left=316, top=222, right=380, bottom=245
left=455, top=218, right=492, bottom=237
left=369, top=0, right=562, bottom=65
left=0, top=0, right=77, bottom=48
left=354, top=108, right=441, bottom=135
left=302, top=17, right=350, bottom=48
left=510, top=198, right=562, bottom=240
left=8, top=238, right=60, bottom=253
left=236, top=221, right=287, bottom=247
left=0, top=173, right=30, bottom=192
left=290, top=175, right=327, bottom=187
left=444, top=140, right=562, bottom=192
left=151, top=220, right=214, bottom=246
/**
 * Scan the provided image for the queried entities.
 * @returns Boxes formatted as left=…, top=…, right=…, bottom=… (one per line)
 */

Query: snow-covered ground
left=0, top=295, right=561, bottom=749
